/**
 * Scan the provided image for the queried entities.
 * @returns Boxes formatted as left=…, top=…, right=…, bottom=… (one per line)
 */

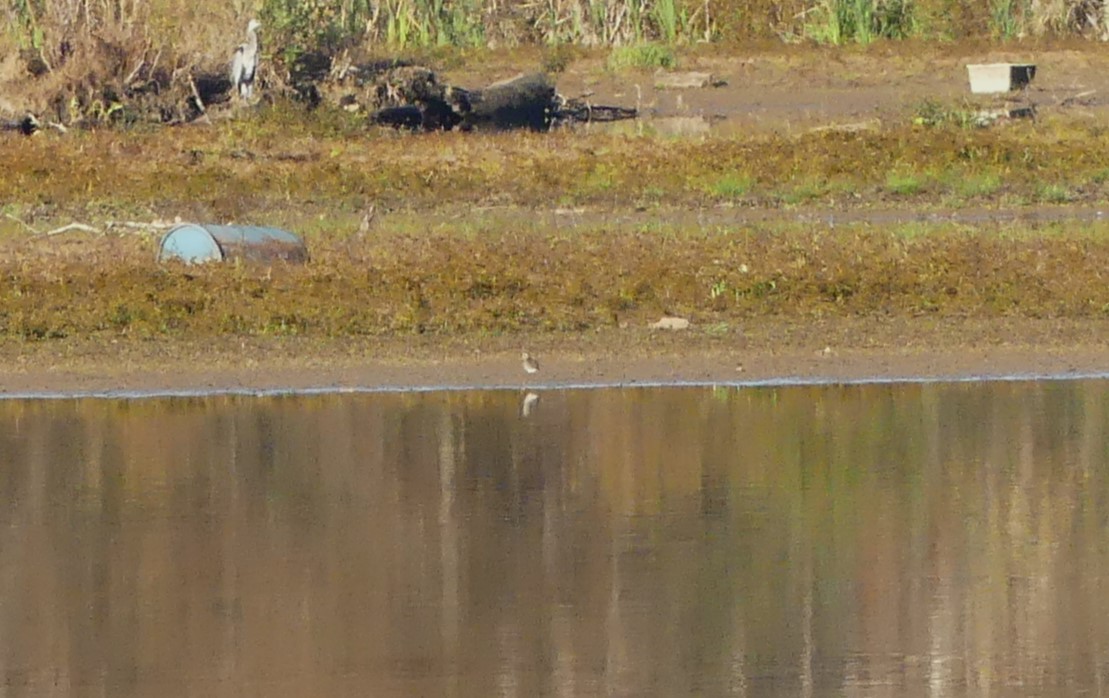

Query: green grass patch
left=606, top=43, right=677, bottom=70
left=947, top=171, right=1003, bottom=200
left=1036, top=183, right=1076, bottom=204
left=705, top=174, right=754, bottom=199
left=779, top=179, right=829, bottom=205
left=911, top=99, right=977, bottom=129
left=1087, top=168, right=1109, bottom=185
left=885, top=169, right=927, bottom=196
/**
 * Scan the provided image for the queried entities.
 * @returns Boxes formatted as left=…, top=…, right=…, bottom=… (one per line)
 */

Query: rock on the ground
left=649, top=316, right=691, bottom=330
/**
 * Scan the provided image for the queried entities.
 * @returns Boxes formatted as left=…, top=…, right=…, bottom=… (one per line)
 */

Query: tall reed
left=990, top=0, right=1027, bottom=38
left=803, top=0, right=915, bottom=44
left=7, top=0, right=1109, bottom=73
left=652, top=0, right=680, bottom=42
left=1027, top=0, right=1105, bottom=36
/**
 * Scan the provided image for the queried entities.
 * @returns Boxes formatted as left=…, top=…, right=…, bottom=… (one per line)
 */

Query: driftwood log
left=450, top=72, right=558, bottom=131
left=1, top=114, right=39, bottom=136
left=370, top=71, right=637, bottom=132
left=289, top=55, right=636, bottom=131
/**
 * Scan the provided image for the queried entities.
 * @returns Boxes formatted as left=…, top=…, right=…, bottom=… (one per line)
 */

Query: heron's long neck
left=246, top=28, right=259, bottom=53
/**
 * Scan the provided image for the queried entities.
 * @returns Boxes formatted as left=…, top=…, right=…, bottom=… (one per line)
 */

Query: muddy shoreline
left=4, top=46, right=1109, bottom=398
left=1, top=317, right=1104, bottom=396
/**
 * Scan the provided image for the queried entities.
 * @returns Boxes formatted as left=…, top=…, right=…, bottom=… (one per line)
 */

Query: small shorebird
left=521, top=351, right=540, bottom=374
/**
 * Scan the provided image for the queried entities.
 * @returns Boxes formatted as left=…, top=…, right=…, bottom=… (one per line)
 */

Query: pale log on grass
left=39, top=223, right=103, bottom=238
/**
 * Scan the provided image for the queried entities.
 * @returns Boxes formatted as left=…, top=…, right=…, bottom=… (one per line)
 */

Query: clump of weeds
left=606, top=43, right=677, bottom=70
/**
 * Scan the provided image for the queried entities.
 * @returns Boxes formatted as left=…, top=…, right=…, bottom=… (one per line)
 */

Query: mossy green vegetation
left=3, top=218, right=1109, bottom=342
left=3, top=114, right=1109, bottom=221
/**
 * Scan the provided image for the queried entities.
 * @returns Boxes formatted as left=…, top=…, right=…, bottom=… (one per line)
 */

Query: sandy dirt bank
left=0, top=317, right=1104, bottom=396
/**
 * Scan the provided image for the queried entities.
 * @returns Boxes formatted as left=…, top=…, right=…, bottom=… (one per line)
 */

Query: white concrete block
left=966, top=63, right=1036, bottom=94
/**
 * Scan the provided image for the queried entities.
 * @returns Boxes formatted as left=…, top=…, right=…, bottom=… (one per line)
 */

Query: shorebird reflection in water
left=521, top=392, right=539, bottom=418
left=521, top=352, right=539, bottom=374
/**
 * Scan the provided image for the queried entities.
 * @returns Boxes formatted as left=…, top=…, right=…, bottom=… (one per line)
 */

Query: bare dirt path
left=529, top=45, right=1109, bottom=133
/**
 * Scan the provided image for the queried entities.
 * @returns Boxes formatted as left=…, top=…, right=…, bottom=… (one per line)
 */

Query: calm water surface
left=1, top=381, right=1108, bottom=696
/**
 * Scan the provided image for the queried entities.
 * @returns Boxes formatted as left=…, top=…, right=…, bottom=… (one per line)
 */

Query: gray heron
left=230, top=19, right=262, bottom=100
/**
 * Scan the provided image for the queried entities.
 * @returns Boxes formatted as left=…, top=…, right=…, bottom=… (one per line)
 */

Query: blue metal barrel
left=157, top=224, right=309, bottom=264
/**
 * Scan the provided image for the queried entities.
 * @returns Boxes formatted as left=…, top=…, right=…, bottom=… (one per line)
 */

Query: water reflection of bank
left=0, top=381, right=1106, bottom=695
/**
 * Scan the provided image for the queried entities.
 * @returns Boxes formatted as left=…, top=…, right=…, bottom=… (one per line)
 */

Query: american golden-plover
left=521, top=352, right=540, bottom=374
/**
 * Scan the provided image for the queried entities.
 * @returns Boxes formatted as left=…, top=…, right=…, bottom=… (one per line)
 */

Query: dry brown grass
left=0, top=114, right=1107, bottom=221
left=0, top=52, right=1106, bottom=344
left=1, top=220, right=1106, bottom=342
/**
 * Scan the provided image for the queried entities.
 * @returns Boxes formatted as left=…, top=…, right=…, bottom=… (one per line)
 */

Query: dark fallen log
left=370, top=103, right=464, bottom=131
left=556, top=98, right=639, bottom=124
left=282, top=52, right=638, bottom=132
left=290, top=51, right=332, bottom=85
left=289, top=52, right=332, bottom=107
left=193, top=71, right=233, bottom=105
left=367, top=70, right=637, bottom=133
left=1, top=114, right=39, bottom=136
left=371, top=105, right=423, bottom=130
left=362, top=65, right=461, bottom=130
left=452, top=72, right=557, bottom=132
